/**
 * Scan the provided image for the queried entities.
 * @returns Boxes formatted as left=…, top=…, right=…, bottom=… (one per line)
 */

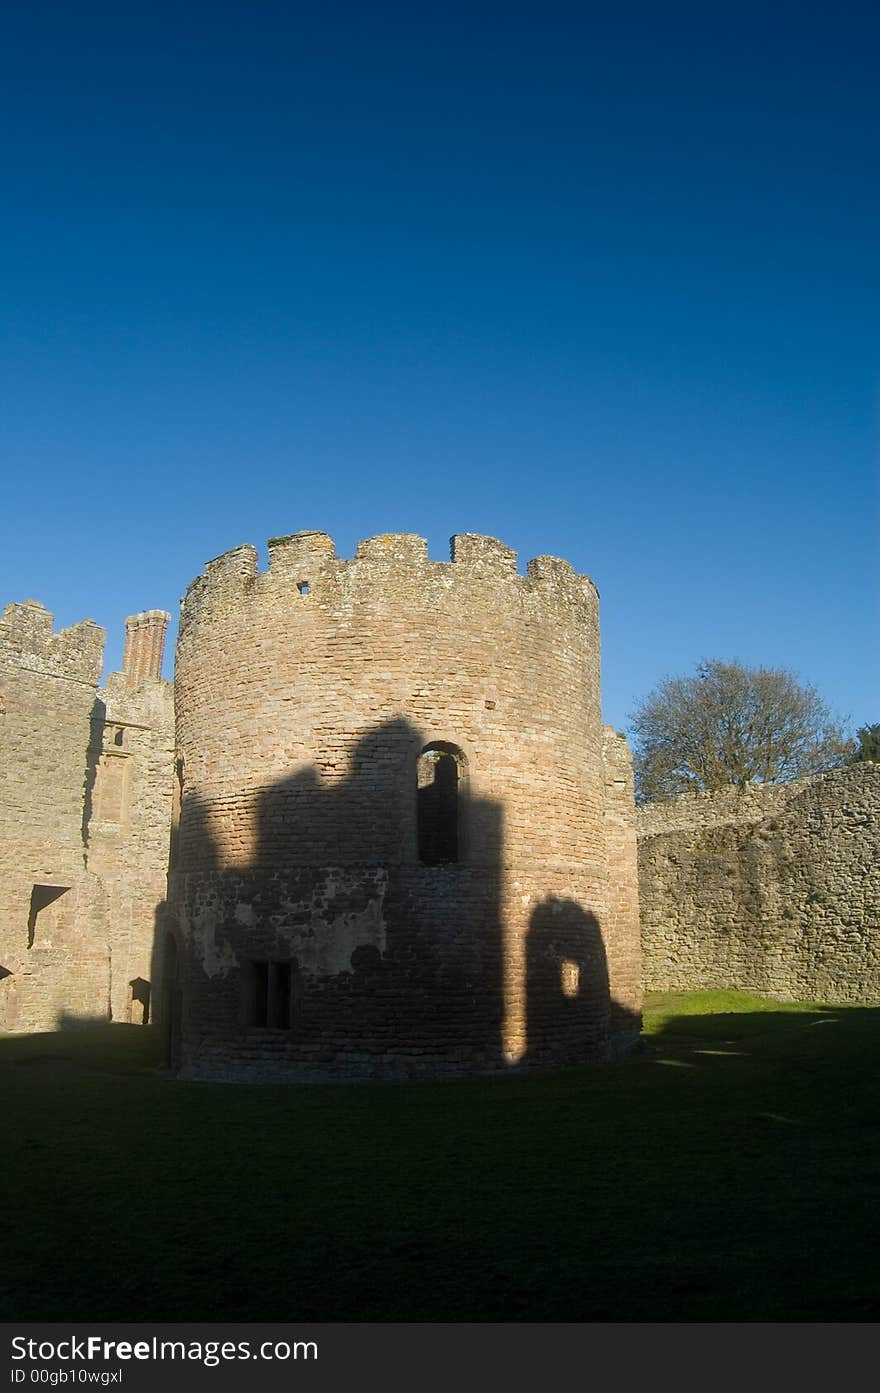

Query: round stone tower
left=167, top=531, right=641, bottom=1081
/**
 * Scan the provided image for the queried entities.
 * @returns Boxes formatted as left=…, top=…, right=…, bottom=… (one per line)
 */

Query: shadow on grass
left=1, top=1021, right=161, bottom=1071
left=1, top=992, right=879, bottom=1322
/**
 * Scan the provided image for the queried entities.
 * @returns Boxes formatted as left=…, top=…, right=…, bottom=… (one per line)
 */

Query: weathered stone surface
left=637, top=764, right=880, bottom=1002
left=168, top=531, right=642, bottom=1081
left=0, top=602, right=173, bottom=1031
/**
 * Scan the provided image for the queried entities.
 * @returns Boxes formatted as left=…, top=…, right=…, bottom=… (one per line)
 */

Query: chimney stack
left=122, top=610, right=170, bottom=687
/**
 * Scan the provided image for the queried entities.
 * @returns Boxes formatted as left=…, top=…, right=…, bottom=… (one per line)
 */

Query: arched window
left=417, top=743, right=465, bottom=864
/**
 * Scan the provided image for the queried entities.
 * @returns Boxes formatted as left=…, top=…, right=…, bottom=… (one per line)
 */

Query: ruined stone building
left=5, top=528, right=878, bottom=1071
left=167, top=532, right=643, bottom=1080
left=0, top=530, right=643, bottom=1078
left=0, top=602, right=173, bottom=1031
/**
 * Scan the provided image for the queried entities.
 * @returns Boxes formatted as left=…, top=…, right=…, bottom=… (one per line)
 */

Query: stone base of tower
left=167, top=863, right=642, bottom=1084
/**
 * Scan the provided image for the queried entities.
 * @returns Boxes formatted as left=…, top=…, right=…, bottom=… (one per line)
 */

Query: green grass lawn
left=2, top=991, right=878, bottom=1321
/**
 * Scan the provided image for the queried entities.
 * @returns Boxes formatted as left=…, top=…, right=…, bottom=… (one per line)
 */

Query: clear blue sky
left=1, top=1, right=876, bottom=736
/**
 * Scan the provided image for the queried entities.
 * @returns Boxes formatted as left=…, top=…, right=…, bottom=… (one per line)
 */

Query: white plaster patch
left=190, top=909, right=238, bottom=978
left=295, top=869, right=388, bottom=977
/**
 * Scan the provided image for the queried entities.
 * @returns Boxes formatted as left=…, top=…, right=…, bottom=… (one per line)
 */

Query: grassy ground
left=2, top=991, right=878, bottom=1321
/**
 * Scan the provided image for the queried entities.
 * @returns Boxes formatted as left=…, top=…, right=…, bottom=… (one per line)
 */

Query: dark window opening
left=243, top=960, right=296, bottom=1029
left=297, top=581, right=310, bottom=596
left=417, top=743, right=464, bottom=864
left=114, top=728, right=125, bottom=747
left=271, top=961, right=292, bottom=1028
left=27, top=884, right=70, bottom=950
left=251, top=961, right=269, bottom=1025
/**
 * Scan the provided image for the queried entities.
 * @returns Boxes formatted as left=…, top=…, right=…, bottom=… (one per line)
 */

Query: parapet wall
left=181, top=531, right=597, bottom=638
left=638, top=764, right=880, bottom=1002
left=0, top=600, right=104, bottom=686
left=635, top=777, right=810, bottom=837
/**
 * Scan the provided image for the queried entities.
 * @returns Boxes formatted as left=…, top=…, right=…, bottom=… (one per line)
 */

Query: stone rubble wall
left=637, top=763, right=880, bottom=1002
left=603, top=726, right=643, bottom=1037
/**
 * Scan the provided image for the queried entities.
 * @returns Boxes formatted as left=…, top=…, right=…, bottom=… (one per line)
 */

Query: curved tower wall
left=170, top=531, right=641, bottom=1081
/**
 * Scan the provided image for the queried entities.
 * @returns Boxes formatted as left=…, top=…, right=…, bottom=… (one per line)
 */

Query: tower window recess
left=113, top=728, right=125, bottom=747
left=297, top=581, right=310, bottom=596
left=242, top=960, right=296, bottom=1029
left=417, top=743, right=465, bottom=865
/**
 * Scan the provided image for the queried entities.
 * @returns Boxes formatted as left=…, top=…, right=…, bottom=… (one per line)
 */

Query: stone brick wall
left=169, top=530, right=642, bottom=1081
left=88, top=672, right=175, bottom=1023
left=0, top=601, right=106, bottom=1029
left=636, top=779, right=808, bottom=837
left=0, top=601, right=173, bottom=1032
left=603, top=727, right=642, bottom=1037
left=638, top=764, right=880, bottom=1001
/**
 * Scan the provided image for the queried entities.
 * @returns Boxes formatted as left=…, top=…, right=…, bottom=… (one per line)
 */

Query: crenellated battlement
left=179, top=530, right=599, bottom=634
left=0, top=599, right=104, bottom=685
left=451, top=533, right=517, bottom=573
left=354, top=533, right=429, bottom=565
left=267, top=531, right=336, bottom=580
left=204, top=543, right=259, bottom=584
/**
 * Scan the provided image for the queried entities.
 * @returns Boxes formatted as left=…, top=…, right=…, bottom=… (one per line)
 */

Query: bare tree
left=630, top=658, right=852, bottom=803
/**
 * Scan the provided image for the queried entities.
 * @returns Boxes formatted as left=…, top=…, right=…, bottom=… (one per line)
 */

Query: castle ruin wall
left=637, top=763, right=880, bottom=1001
left=0, top=600, right=173, bottom=1031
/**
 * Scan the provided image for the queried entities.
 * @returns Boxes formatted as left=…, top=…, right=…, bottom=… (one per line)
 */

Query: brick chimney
left=122, top=610, right=170, bottom=687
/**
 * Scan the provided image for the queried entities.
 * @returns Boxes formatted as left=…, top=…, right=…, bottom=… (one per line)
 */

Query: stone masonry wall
left=0, top=600, right=173, bottom=1032
left=0, top=601, right=107, bottom=1029
left=169, top=530, right=642, bottom=1081
left=637, top=764, right=880, bottom=1001
left=87, top=672, right=175, bottom=1023
left=603, top=727, right=642, bottom=1036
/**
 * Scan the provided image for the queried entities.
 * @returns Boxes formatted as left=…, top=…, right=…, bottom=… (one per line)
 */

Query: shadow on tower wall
left=153, top=715, right=637, bottom=1081
left=525, top=898, right=611, bottom=1067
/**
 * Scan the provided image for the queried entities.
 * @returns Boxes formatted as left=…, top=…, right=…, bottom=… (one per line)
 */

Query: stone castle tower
left=166, top=531, right=642, bottom=1081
